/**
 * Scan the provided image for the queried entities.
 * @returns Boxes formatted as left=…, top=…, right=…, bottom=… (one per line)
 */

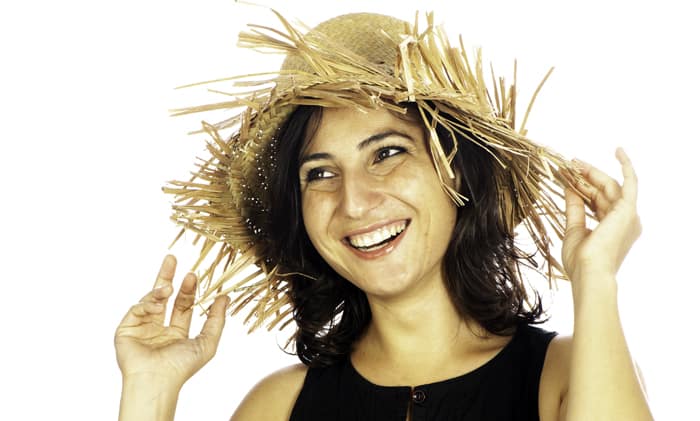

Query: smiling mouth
left=345, top=220, right=409, bottom=252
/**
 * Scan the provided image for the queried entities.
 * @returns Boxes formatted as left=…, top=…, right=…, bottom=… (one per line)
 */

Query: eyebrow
left=299, top=130, right=415, bottom=167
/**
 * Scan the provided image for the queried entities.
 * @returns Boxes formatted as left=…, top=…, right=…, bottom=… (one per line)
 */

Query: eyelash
left=303, top=145, right=407, bottom=183
left=374, top=145, right=406, bottom=163
left=304, top=168, right=334, bottom=182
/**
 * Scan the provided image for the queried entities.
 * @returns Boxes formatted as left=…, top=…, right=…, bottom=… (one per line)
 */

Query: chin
left=347, top=269, right=422, bottom=299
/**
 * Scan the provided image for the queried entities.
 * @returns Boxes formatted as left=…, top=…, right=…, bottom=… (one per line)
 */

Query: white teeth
left=347, top=221, right=407, bottom=249
left=370, top=231, right=382, bottom=246
left=381, top=226, right=391, bottom=240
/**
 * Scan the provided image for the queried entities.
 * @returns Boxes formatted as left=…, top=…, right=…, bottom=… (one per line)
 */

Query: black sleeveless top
left=289, top=324, right=557, bottom=421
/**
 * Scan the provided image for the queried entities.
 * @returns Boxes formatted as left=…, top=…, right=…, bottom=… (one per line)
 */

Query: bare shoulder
left=230, top=363, right=308, bottom=421
left=538, top=334, right=572, bottom=421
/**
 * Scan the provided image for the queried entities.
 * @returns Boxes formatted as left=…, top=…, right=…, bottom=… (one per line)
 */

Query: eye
left=374, top=146, right=406, bottom=163
left=304, top=167, right=335, bottom=183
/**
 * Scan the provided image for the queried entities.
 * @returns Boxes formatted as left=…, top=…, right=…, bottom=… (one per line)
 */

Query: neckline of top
left=347, top=324, right=524, bottom=390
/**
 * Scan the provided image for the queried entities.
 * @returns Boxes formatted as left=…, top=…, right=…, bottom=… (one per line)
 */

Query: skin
left=298, top=107, right=456, bottom=309
left=115, top=257, right=229, bottom=421
left=115, top=107, right=653, bottom=421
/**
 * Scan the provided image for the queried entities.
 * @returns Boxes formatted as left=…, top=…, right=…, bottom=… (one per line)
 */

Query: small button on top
left=411, top=389, right=426, bottom=404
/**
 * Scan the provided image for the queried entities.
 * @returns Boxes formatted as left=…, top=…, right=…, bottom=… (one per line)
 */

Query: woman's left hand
left=561, top=147, right=642, bottom=284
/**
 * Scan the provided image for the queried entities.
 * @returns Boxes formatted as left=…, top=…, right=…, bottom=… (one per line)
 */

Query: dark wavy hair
left=268, top=103, right=544, bottom=368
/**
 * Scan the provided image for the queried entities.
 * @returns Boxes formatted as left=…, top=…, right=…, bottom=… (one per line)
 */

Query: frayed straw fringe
left=164, top=11, right=592, bottom=332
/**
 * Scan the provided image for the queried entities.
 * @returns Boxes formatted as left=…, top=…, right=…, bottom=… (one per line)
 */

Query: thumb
left=195, top=295, right=230, bottom=361
left=562, top=188, right=589, bottom=278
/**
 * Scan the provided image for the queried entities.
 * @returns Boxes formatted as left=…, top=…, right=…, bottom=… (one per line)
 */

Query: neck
left=353, top=272, right=488, bottom=375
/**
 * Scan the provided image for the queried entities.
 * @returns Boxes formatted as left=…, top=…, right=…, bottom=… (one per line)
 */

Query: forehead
left=302, top=106, right=424, bottom=153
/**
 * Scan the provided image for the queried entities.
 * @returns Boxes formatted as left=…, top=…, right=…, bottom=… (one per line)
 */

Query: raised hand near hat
left=561, top=147, right=642, bottom=285
left=115, top=255, right=229, bottom=421
left=558, top=148, right=652, bottom=420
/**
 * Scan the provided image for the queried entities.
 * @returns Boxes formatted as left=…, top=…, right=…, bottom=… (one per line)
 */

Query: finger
left=138, top=283, right=173, bottom=303
left=154, top=255, right=177, bottom=289
left=135, top=283, right=173, bottom=326
left=119, top=282, right=172, bottom=329
left=573, top=158, right=622, bottom=204
left=616, top=147, right=638, bottom=203
left=564, top=187, right=587, bottom=233
left=195, top=295, right=230, bottom=359
left=119, top=301, right=166, bottom=328
left=145, top=255, right=179, bottom=326
left=170, top=272, right=197, bottom=333
left=571, top=176, right=613, bottom=218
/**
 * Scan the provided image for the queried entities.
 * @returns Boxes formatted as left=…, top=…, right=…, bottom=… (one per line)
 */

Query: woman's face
left=298, top=107, right=457, bottom=300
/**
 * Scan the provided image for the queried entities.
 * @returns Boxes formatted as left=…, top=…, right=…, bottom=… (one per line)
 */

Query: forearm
left=565, top=276, right=653, bottom=420
left=119, top=377, right=181, bottom=421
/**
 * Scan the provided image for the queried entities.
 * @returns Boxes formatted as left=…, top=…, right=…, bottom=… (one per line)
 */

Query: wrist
left=119, top=375, right=181, bottom=421
left=570, top=272, right=618, bottom=305
left=121, top=372, right=183, bottom=390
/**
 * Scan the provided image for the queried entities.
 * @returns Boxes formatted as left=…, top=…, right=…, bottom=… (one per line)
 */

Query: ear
left=440, top=165, right=467, bottom=206
left=452, top=169, right=462, bottom=192
left=442, top=162, right=461, bottom=193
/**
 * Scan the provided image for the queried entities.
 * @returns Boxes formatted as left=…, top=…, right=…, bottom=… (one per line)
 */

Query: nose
left=338, top=171, right=382, bottom=219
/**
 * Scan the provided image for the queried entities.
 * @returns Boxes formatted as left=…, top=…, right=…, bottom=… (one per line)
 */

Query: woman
left=115, top=12, right=653, bottom=420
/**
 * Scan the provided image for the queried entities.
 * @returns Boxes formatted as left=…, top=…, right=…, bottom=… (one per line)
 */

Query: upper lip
left=342, top=219, right=410, bottom=239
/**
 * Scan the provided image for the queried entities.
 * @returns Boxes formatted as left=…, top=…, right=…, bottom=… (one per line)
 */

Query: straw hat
left=164, top=11, right=586, bottom=330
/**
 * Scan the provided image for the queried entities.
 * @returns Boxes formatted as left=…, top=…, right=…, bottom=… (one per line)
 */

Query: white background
left=0, top=0, right=697, bottom=419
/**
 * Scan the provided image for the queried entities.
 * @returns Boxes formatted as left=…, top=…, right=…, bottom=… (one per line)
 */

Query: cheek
left=406, top=167, right=458, bottom=231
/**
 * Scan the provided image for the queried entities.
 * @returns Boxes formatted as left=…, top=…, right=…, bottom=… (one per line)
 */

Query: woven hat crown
left=279, top=13, right=407, bottom=81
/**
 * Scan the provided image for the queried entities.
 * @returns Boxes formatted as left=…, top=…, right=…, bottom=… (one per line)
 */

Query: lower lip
left=344, top=224, right=409, bottom=260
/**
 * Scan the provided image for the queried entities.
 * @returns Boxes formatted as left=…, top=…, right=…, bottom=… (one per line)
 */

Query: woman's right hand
left=115, top=255, right=229, bottom=391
